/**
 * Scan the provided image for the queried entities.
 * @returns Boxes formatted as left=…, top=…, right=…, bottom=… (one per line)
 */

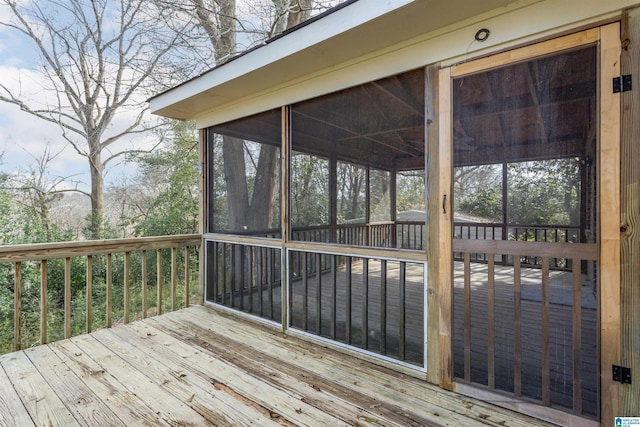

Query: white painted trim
left=190, top=0, right=636, bottom=128
left=150, top=0, right=413, bottom=114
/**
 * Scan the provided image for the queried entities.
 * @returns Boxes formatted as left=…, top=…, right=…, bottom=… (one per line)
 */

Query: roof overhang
left=149, top=0, right=520, bottom=121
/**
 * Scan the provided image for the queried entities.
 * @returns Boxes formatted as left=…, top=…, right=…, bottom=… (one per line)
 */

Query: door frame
left=436, top=23, right=621, bottom=426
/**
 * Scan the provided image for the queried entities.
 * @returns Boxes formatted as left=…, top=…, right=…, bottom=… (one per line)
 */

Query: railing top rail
left=0, top=234, right=202, bottom=263
left=453, top=221, right=581, bottom=230
left=453, top=239, right=597, bottom=260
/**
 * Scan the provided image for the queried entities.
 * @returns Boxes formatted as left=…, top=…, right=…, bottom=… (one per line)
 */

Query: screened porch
left=202, top=42, right=600, bottom=419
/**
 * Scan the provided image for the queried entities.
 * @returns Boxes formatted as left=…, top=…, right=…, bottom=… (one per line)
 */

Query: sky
left=0, top=0, right=346, bottom=195
left=0, top=1, right=165, bottom=194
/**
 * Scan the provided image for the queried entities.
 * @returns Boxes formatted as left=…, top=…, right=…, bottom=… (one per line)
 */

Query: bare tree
left=0, top=0, right=193, bottom=238
left=4, top=144, right=84, bottom=241
left=154, top=0, right=343, bottom=231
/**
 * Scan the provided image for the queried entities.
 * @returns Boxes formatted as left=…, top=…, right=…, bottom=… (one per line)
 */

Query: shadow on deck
left=0, top=305, right=557, bottom=427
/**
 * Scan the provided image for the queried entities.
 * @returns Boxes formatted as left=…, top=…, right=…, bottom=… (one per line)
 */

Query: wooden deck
left=0, top=304, right=558, bottom=427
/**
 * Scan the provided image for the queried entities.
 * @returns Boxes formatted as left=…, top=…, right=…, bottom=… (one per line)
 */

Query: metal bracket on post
left=613, top=365, right=632, bottom=384
left=613, top=74, right=632, bottom=93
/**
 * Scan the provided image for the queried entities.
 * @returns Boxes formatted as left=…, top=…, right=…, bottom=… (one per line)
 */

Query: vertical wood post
left=600, top=22, right=622, bottom=423
left=64, top=257, right=71, bottom=339
left=426, top=64, right=441, bottom=383
left=184, top=247, right=190, bottom=308
left=86, top=255, right=92, bottom=333
left=106, top=253, right=113, bottom=328
left=171, top=247, right=177, bottom=312
left=40, top=260, right=47, bottom=345
left=124, top=252, right=130, bottom=324
left=281, top=105, right=290, bottom=330
left=620, top=8, right=640, bottom=416
left=157, top=249, right=163, bottom=315
left=13, top=262, right=21, bottom=352
left=141, top=250, right=148, bottom=318
left=437, top=66, right=453, bottom=389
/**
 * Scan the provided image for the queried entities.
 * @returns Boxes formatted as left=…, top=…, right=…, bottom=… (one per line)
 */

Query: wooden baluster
left=14, top=262, right=21, bottom=352
left=65, top=257, right=71, bottom=339
left=514, top=257, right=522, bottom=396
left=487, top=254, right=495, bottom=389
left=184, top=247, right=190, bottom=308
left=464, top=252, right=471, bottom=382
left=541, top=257, right=550, bottom=405
left=86, top=255, right=93, bottom=333
left=40, top=260, right=47, bottom=345
left=572, top=258, right=583, bottom=414
left=106, top=253, right=113, bottom=328
left=124, top=252, right=130, bottom=324
left=157, top=249, right=163, bottom=315
left=171, top=247, right=177, bottom=312
left=141, top=250, right=147, bottom=318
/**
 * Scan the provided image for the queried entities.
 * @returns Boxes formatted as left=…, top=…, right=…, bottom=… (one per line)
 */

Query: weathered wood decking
left=0, top=304, right=557, bottom=427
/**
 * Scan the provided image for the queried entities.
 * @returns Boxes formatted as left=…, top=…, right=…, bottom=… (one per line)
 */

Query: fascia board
left=150, top=0, right=414, bottom=118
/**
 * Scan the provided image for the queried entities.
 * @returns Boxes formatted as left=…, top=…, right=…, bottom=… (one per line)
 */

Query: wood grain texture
left=0, top=305, right=558, bottom=427
left=0, top=234, right=200, bottom=263
left=438, top=66, right=454, bottom=390
left=599, top=22, right=622, bottom=424
left=426, top=63, right=441, bottom=384
left=451, top=28, right=600, bottom=77
left=620, top=6, right=640, bottom=417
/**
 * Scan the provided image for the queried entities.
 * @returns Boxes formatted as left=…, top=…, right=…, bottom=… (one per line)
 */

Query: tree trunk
left=248, top=145, right=278, bottom=230
left=89, top=149, right=105, bottom=240
left=222, top=136, right=249, bottom=230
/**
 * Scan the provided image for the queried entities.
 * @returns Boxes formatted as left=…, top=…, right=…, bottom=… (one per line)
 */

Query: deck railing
left=454, top=222, right=582, bottom=269
left=452, top=238, right=599, bottom=417
left=291, top=221, right=425, bottom=250
left=1, top=234, right=201, bottom=354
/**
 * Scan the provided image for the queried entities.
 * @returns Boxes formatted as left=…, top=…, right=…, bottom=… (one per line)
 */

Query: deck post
left=281, top=105, right=290, bottom=331
left=436, top=66, right=453, bottom=389
left=599, top=22, right=622, bottom=423
left=620, top=7, right=640, bottom=416
left=426, top=64, right=441, bottom=384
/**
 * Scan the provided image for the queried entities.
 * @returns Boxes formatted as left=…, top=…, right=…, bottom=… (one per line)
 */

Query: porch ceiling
left=213, top=42, right=596, bottom=172
left=453, top=44, right=597, bottom=166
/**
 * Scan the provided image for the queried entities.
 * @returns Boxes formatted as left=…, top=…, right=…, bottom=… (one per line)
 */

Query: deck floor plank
left=119, top=320, right=356, bottom=426
left=0, top=305, right=559, bottom=427
left=68, top=333, right=211, bottom=426
left=0, top=357, right=33, bottom=427
left=94, top=325, right=288, bottom=426
left=144, top=314, right=433, bottom=426
left=157, top=305, right=554, bottom=427
left=23, top=345, right=126, bottom=427
left=0, top=350, right=80, bottom=426
left=47, top=338, right=169, bottom=427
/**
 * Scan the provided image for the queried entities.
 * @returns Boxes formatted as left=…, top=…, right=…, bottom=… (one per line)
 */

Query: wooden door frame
left=435, top=23, right=621, bottom=426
